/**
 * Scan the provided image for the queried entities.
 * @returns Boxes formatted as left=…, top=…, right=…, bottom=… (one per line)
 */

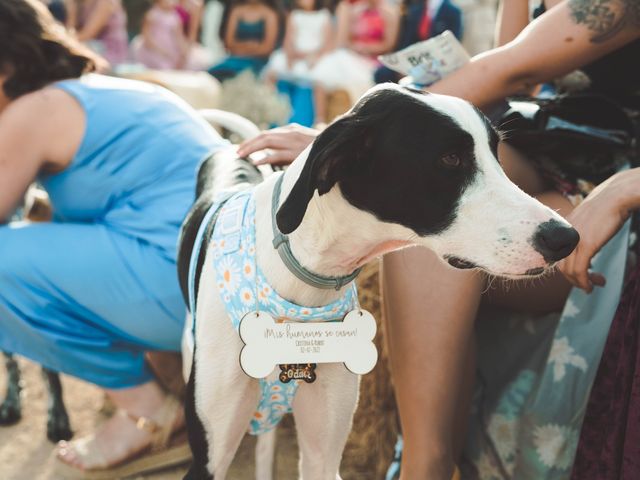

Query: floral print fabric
left=462, top=220, right=630, bottom=479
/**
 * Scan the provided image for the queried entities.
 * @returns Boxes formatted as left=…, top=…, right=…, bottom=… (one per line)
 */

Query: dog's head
left=276, top=84, right=578, bottom=276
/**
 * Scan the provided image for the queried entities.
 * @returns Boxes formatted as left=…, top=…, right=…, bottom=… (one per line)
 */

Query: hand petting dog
left=237, top=123, right=317, bottom=166
left=559, top=168, right=640, bottom=293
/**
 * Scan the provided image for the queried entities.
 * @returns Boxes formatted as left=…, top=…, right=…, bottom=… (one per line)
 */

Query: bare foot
left=57, top=381, right=184, bottom=470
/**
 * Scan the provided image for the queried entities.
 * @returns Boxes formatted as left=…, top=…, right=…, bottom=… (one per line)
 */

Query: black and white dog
left=0, top=352, right=72, bottom=442
left=178, top=84, right=579, bottom=479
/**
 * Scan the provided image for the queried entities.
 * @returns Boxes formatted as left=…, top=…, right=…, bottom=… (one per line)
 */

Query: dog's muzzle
left=530, top=220, right=580, bottom=263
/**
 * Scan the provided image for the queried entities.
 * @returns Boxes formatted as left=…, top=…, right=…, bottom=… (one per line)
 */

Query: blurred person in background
left=175, top=0, right=216, bottom=69
left=132, top=0, right=192, bottom=69
left=309, top=0, right=400, bottom=123
left=200, top=0, right=228, bottom=63
left=374, top=0, right=463, bottom=84
left=207, top=0, right=279, bottom=81
left=177, top=0, right=205, bottom=44
left=66, top=0, right=129, bottom=66
left=0, top=0, right=230, bottom=477
left=263, top=0, right=333, bottom=122
left=132, top=0, right=213, bottom=70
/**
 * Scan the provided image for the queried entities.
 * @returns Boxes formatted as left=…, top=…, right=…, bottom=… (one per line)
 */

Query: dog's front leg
left=293, top=364, right=359, bottom=480
left=0, top=352, right=22, bottom=425
left=186, top=341, right=260, bottom=480
left=184, top=266, right=262, bottom=480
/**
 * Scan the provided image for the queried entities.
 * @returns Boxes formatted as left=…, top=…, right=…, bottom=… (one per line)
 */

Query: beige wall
left=453, top=0, right=499, bottom=55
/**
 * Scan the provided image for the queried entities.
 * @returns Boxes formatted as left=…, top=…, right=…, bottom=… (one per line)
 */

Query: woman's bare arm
left=0, top=90, right=82, bottom=222
left=186, top=0, right=204, bottom=44
left=282, top=14, right=297, bottom=62
left=429, top=0, right=640, bottom=109
left=75, top=0, right=116, bottom=41
left=65, top=0, right=78, bottom=30
left=335, top=1, right=352, bottom=48
left=224, top=6, right=241, bottom=52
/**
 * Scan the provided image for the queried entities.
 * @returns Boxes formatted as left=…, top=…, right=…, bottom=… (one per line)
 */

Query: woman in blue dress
left=0, top=0, right=228, bottom=477
left=207, top=0, right=280, bottom=81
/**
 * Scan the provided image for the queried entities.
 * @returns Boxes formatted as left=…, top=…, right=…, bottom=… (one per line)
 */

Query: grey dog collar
left=271, top=173, right=362, bottom=290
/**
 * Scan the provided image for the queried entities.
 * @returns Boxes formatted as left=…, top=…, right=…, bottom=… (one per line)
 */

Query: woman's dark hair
left=0, top=0, right=98, bottom=99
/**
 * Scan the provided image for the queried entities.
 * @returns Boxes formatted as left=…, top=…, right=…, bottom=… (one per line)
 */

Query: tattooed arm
left=569, top=0, right=640, bottom=43
left=426, top=0, right=640, bottom=109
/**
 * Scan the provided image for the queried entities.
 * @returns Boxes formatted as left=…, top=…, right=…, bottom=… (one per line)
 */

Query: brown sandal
left=55, top=395, right=191, bottom=479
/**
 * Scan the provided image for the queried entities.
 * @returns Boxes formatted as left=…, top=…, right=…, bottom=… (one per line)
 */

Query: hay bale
left=342, top=260, right=398, bottom=479
left=218, top=71, right=291, bottom=130
left=327, top=90, right=353, bottom=122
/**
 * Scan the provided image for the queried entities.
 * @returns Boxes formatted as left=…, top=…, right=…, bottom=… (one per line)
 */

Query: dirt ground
left=0, top=357, right=299, bottom=480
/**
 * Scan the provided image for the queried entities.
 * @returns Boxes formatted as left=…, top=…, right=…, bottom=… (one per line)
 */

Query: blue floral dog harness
left=190, top=189, right=358, bottom=435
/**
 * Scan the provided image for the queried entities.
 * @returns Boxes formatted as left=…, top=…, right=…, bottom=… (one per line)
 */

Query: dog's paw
left=46, top=413, right=73, bottom=442
left=183, top=464, right=213, bottom=480
left=0, top=400, right=21, bottom=425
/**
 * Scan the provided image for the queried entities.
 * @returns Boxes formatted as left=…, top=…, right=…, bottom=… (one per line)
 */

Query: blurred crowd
left=39, top=0, right=465, bottom=124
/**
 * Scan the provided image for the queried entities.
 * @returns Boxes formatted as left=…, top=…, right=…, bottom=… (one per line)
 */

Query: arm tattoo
left=568, top=0, right=640, bottom=43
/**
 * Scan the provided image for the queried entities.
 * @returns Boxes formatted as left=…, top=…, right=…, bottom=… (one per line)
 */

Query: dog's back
left=177, top=152, right=263, bottom=308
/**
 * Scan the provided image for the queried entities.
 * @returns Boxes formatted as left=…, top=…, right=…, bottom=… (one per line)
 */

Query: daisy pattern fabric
left=209, top=190, right=358, bottom=435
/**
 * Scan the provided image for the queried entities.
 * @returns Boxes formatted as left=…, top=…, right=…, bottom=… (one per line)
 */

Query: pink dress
left=79, top=0, right=128, bottom=65
left=133, top=7, right=185, bottom=70
left=351, top=4, right=386, bottom=49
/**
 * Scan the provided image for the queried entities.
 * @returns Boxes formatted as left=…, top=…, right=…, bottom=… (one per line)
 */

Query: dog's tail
left=199, top=109, right=261, bottom=142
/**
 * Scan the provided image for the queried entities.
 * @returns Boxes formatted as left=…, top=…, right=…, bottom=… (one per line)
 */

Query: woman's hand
left=237, top=124, right=319, bottom=166
left=559, top=169, right=640, bottom=292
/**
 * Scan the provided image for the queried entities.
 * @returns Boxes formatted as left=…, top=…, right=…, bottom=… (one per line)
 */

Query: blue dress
left=208, top=17, right=270, bottom=81
left=0, top=75, right=228, bottom=388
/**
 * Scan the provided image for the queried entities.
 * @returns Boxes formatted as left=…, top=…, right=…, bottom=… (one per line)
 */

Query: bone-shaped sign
left=239, top=310, right=378, bottom=378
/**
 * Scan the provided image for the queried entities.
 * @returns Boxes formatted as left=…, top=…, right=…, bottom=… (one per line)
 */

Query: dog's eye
left=440, top=154, right=461, bottom=168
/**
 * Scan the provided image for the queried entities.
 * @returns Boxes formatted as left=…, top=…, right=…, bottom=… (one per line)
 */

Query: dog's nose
left=532, top=219, right=580, bottom=262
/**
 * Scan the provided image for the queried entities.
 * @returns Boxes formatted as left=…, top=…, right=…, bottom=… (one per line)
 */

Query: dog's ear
left=276, top=113, right=367, bottom=234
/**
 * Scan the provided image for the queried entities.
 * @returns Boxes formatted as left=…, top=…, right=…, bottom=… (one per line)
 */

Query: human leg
left=0, top=222, right=185, bottom=387
left=383, top=248, right=482, bottom=479
left=0, top=222, right=189, bottom=472
left=57, top=380, right=186, bottom=472
left=313, top=84, right=328, bottom=125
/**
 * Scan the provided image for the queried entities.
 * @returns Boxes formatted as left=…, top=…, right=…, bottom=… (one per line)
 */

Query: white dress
left=266, top=9, right=331, bottom=83
left=309, top=2, right=381, bottom=102
left=310, top=48, right=377, bottom=103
